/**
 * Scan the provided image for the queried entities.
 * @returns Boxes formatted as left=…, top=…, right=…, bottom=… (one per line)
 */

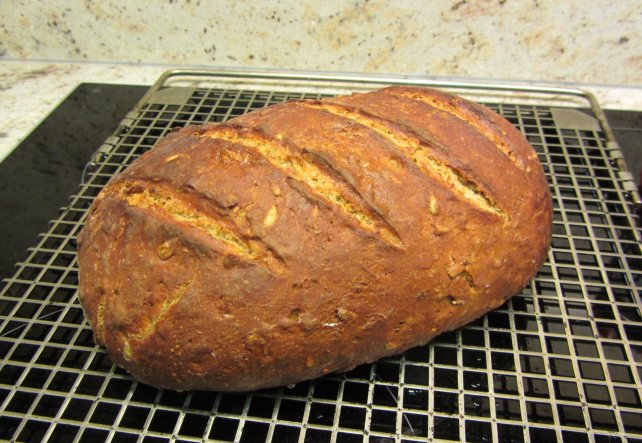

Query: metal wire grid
left=0, top=85, right=641, bottom=443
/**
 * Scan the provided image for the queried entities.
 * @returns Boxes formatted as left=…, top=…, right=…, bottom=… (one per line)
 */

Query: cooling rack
left=1, top=69, right=641, bottom=443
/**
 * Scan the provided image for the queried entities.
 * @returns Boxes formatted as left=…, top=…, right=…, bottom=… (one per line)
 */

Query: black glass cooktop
left=0, top=83, right=640, bottom=281
left=0, top=84, right=147, bottom=280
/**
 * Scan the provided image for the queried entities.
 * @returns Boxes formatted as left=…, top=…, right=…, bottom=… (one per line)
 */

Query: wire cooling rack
left=1, top=70, right=641, bottom=443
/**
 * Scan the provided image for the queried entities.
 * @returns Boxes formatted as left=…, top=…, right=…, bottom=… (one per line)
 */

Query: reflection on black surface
left=0, top=83, right=147, bottom=280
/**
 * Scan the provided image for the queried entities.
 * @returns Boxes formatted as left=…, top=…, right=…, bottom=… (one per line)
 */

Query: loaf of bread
left=77, top=86, right=552, bottom=391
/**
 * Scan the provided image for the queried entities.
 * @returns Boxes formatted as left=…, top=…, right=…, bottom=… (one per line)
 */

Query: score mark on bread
left=199, top=125, right=405, bottom=248
left=385, top=88, right=525, bottom=170
left=296, top=101, right=507, bottom=220
left=114, top=179, right=287, bottom=275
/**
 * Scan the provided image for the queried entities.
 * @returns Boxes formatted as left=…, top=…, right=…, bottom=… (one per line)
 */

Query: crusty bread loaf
left=77, top=86, right=552, bottom=391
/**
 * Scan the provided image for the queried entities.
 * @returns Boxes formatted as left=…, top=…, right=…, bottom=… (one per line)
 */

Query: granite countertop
left=1, top=59, right=642, bottom=163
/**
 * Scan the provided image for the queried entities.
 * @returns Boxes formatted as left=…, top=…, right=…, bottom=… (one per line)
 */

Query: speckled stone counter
left=1, top=59, right=642, bottom=164
left=1, top=1, right=641, bottom=85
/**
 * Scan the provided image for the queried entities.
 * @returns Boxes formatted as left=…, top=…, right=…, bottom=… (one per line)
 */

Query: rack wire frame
left=1, top=71, right=641, bottom=443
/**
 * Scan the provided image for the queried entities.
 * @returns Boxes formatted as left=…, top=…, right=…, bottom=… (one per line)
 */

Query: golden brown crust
left=77, top=86, right=552, bottom=391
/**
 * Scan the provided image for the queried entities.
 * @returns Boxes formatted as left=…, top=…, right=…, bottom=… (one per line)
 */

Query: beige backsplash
left=1, top=0, right=640, bottom=85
